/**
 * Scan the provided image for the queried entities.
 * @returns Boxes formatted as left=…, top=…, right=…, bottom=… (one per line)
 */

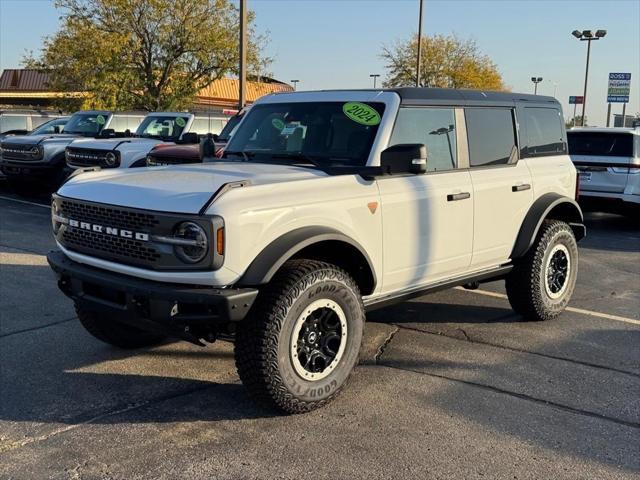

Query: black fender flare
left=511, top=193, right=585, bottom=259
left=237, top=226, right=377, bottom=291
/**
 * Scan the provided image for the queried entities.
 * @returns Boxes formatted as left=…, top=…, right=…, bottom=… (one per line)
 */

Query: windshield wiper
left=269, top=153, right=329, bottom=171
left=223, top=150, right=255, bottom=162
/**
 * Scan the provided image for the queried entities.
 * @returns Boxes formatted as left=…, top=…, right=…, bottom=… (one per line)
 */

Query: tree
left=381, top=34, right=506, bottom=91
left=24, top=0, right=271, bottom=111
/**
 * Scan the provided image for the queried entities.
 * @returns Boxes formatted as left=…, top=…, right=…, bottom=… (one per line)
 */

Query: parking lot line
left=456, top=287, right=640, bottom=326
left=0, top=195, right=49, bottom=209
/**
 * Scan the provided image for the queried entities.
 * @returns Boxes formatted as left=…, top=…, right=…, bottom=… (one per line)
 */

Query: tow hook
left=463, top=281, right=479, bottom=290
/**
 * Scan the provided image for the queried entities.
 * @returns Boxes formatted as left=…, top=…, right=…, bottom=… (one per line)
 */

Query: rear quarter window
left=567, top=132, right=633, bottom=157
left=523, top=107, right=566, bottom=156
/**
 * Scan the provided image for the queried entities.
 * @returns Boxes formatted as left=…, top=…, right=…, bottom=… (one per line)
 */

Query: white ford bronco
left=47, top=88, right=585, bottom=413
left=65, top=112, right=224, bottom=170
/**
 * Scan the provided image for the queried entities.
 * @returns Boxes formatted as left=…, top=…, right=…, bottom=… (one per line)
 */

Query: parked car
left=0, top=111, right=145, bottom=187
left=0, top=110, right=66, bottom=139
left=66, top=112, right=229, bottom=170
left=144, top=108, right=248, bottom=167
left=568, top=127, right=640, bottom=214
left=47, top=88, right=584, bottom=413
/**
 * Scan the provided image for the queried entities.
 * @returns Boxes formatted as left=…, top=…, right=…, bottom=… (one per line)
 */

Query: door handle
left=512, top=183, right=531, bottom=192
left=447, top=192, right=471, bottom=201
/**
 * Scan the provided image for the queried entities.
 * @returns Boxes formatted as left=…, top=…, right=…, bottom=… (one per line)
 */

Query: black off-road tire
left=75, top=303, right=166, bottom=349
left=506, top=219, right=578, bottom=321
left=234, top=259, right=365, bottom=414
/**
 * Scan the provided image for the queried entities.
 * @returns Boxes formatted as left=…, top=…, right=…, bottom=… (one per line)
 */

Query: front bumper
left=48, top=251, right=258, bottom=342
left=0, top=159, right=59, bottom=177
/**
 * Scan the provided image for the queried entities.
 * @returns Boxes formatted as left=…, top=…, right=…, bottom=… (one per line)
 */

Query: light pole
left=416, top=0, right=424, bottom=87
left=531, top=77, right=543, bottom=95
left=369, top=74, right=380, bottom=89
left=238, top=0, right=247, bottom=109
left=572, top=29, right=606, bottom=127
left=290, top=79, right=300, bottom=91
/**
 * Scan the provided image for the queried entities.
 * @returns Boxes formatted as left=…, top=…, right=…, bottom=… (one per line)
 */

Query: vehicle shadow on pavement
left=579, top=212, right=640, bottom=253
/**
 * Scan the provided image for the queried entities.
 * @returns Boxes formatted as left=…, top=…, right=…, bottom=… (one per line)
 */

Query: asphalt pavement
left=0, top=188, right=638, bottom=480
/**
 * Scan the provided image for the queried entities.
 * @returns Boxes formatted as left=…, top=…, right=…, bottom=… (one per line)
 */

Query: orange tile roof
left=0, top=69, right=292, bottom=107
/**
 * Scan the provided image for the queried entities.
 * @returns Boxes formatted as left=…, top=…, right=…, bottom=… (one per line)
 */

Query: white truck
left=47, top=88, right=585, bottom=413
left=65, top=112, right=225, bottom=169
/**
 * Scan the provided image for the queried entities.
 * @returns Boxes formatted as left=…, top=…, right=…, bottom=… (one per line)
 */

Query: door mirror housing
left=180, top=132, right=199, bottom=144
left=380, top=143, right=427, bottom=175
left=53, top=125, right=62, bottom=134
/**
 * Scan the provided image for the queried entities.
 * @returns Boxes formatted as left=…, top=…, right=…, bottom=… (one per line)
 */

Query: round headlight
left=105, top=152, right=117, bottom=167
left=30, top=146, right=42, bottom=158
left=173, top=222, right=208, bottom=263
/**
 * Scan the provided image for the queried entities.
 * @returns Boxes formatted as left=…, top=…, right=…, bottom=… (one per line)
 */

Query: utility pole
left=239, top=0, right=247, bottom=109
left=416, top=0, right=424, bottom=87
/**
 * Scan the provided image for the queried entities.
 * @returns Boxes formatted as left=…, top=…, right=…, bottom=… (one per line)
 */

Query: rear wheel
left=506, top=219, right=578, bottom=321
left=234, top=259, right=365, bottom=413
left=75, top=303, right=166, bottom=349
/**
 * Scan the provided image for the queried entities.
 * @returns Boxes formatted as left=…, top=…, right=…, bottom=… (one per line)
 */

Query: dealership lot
left=0, top=189, right=638, bottom=479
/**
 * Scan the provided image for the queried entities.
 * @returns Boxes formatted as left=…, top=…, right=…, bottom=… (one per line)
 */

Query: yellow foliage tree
left=381, top=34, right=506, bottom=91
left=24, top=0, right=271, bottom=111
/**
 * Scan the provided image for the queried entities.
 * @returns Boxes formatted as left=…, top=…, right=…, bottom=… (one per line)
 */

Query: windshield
left=225, top=102, right=385, bottom=166
left=30, top=118, right=68, bottom=136
left=568, top=132, right=634, bottom=157
left=136, top=115, right=190, bottom=140
left=218, top=113, right=244, bottom=142
left=64, top=113, right=110, bottom=135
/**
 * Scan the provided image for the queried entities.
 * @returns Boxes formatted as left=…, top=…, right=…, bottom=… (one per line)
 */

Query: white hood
left=69, top=137, right=164, bottom=167
left=58, top=162, right=326, bottom=213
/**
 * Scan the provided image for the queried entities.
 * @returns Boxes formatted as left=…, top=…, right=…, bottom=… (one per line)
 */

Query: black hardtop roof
left=391, top=87, right=556, bottom=104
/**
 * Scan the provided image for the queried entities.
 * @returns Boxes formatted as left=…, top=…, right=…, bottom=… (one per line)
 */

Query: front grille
left=1, top=143, right=40, bottom=161
left=66, top=148, right=112, bottom=167
left=54, top=196, right=218, bottom=271
left=62, top=228, right=161, bottom=263
left=60, top=200, right=159, bottom=230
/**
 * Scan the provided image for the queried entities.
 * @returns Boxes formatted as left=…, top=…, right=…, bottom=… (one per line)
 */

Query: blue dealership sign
left=607, top=73, right=631, bottom=103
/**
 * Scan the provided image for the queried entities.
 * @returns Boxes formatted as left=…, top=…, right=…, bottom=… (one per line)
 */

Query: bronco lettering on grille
left=68, top=219, right=149, bottom=241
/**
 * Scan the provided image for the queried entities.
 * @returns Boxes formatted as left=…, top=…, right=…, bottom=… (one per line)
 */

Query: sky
left=1, top=0, right=639, bottom=126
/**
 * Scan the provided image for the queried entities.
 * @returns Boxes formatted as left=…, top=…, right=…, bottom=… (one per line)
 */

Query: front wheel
left=234, top=259, right=365, bottom=413
left=506, top=219, right=579, bottom=321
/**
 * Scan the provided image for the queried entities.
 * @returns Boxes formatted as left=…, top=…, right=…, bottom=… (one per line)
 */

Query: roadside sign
left=607, top=73, right=631, bottom=103
left=569, top=96, right=584, bottom=105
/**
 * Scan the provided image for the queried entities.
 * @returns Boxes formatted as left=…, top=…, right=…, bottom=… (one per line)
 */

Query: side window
left=108, top=115, right=128, bottom=132
left=190, top=118, right=210, bottom=134
left=465, top=108, right=517, bottom=167
left=524, top=107, right=565, bottom=156
left=389, top=107, right=457, bottom=172
left=0, top=115, right=29, bottom=132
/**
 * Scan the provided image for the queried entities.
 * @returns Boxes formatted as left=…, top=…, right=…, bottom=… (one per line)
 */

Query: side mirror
left=99, top=128, right=115, bottom=138
left=211, top=133, right=219, bottom=142
left=199, top=133, right=216, bottom=161
left=180, top=132, right=199, bottom=144
left=53, top=126, right=62, bottom=134
left=380, top=143, right=427, bottom=175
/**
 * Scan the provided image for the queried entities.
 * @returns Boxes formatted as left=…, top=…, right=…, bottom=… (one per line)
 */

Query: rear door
left=466, top=107, right=533, bottom=269
left=568, top=131, right=634, bottom=193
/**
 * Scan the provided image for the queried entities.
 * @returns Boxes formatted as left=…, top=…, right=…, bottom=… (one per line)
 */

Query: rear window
left=466, top=108, right=517, bottom=167
left=567, top=132, right=633, bottom=157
